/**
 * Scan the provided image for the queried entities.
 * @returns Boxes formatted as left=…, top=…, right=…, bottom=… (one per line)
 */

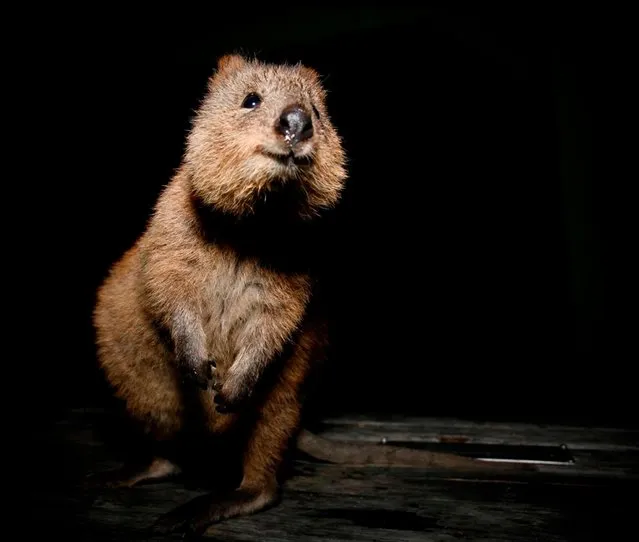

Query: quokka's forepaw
left=179, top=356, right=217, bottom=390
left=213, top=377, right=250, bottom=414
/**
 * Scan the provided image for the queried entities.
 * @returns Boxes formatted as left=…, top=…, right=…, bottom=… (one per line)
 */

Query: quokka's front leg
left=170, top=308, right=217, bottom=390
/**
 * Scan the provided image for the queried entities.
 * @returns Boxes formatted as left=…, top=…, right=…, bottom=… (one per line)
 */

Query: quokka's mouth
left=258, top=145, right=314, bottom=167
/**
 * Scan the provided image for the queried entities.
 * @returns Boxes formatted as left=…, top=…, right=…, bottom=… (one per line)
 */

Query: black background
left=21, top=6, right=634, bottom=428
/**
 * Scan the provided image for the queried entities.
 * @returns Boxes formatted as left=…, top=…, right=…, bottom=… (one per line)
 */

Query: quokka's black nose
left=276, top=104, right=313, bottom=144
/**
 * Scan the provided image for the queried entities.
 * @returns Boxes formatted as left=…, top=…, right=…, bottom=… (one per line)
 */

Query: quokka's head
left=185, top=54, right=348, bottom=219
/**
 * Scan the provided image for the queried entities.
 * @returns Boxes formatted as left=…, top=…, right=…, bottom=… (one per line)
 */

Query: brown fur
left=92, top=54, right=345, bottom=536
left=92, top=54, right=533, bottom=536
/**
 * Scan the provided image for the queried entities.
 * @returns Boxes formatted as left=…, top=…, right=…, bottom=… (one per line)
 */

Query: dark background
left=24, top=6, right=634, bottom=428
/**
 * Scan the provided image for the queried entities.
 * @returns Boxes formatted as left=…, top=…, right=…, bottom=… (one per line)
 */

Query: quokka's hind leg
left=151, top=332, right=315, bottom=536
left=83, top=456, right=181, bottom=489
left=81, top=379, right=187, bottom=492
left=81, top=385, right=185, bottom=491
left=150, top=395, right=291, bottom=536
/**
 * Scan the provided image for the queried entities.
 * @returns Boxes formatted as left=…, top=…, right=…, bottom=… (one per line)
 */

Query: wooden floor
left=29, top=409, right=638, bottom=541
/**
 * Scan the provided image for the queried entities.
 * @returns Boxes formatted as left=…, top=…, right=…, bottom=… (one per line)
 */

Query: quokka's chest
left=198, top=256, right=310, bottom=362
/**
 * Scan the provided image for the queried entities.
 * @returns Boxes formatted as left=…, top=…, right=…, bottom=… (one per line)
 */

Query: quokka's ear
left=217, top=54, right=248, bottom=73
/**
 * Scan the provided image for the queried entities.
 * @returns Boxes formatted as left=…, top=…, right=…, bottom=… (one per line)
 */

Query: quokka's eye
left=312, top=105, right=321, bottom=119
left=242, top=93, right=262, bottom=109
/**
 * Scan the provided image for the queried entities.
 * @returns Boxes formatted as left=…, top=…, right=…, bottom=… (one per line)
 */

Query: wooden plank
left=29, top=409, right=638, bottom=540
left=315, top=415, right=639, bottom=450
left=30, top=460, right=633, bottom=541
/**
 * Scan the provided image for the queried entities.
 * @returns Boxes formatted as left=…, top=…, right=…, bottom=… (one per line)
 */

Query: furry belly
left=200, top=260, right=271, bottom=372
